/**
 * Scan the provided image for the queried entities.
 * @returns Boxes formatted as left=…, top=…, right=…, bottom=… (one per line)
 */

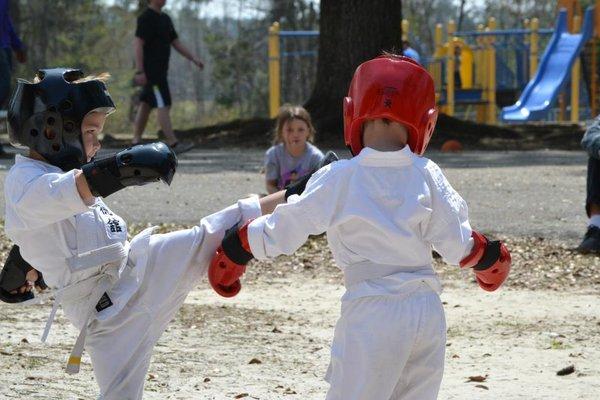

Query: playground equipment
left=502, top=7, right=594, bottom=122
left=426, top=18, right=558, bottom=124
left=427, top=0, right=600, bottom=124
left=268, top=0, right=600, bottom=124
left=268, top=22, right=318, bottom=118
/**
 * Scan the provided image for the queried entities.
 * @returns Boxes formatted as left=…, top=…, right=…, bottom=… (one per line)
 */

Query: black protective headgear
left=7, top=68, right=116, bottom=171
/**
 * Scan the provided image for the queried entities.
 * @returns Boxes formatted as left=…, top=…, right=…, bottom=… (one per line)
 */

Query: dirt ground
left=0, top=148, right=599, bottom=399
left=1, top=232, right=599, bottom=400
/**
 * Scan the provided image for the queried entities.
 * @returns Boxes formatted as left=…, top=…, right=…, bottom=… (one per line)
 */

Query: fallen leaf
left=467, top=375, right=488, bottom=382
left=556, top=365, right=575, bottom=376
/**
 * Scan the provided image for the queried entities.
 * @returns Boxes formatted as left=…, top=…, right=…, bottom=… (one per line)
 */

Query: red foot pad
left=208, top=220, right=254, bottom=298
left=208, top=247, right=246, bottom=298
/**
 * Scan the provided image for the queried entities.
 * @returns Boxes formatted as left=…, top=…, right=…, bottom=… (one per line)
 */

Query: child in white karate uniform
left=2, top=68, right=297, bottom=399
left=208, top=55, right=512, bottom=400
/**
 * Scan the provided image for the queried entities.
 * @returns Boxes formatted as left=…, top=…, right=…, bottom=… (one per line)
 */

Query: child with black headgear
left=208, top=55, right=512, bottom=400
left=1, top=68, right=321, bottom=399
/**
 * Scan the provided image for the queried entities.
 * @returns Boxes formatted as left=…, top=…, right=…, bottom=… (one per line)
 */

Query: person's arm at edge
left=7, top=16, right=23, bottom=51
left=581, top=116, right=600, bottom=159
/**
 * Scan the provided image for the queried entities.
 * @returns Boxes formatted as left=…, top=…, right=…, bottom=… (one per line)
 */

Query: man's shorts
left=139, top=78, right=172, bottom=109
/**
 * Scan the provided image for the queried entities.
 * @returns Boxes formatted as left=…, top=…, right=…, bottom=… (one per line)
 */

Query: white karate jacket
left=248, top=146, right=474, bottom=301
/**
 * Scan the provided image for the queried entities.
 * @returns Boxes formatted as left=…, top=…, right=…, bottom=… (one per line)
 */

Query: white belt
left=342, top=261, right=442, bottom=296
left=343, top=261, right=436, bottom=287
left=40, top=242, right=129, bottom=375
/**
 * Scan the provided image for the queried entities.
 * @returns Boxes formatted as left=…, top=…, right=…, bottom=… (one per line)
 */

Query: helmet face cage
left=343, top=56, right=438, bottom=156
left=7, top=68, right=116, bottom=171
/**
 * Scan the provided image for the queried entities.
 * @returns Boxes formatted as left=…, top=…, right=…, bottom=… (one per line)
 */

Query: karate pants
left=86, top=227, right=207, bottom=400
left=325, top=282, right=446, bottom=400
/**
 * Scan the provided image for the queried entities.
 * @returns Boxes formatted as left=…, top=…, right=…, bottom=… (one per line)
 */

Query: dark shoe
left=169, top=141, right=194, bottom=154
left=577, top=225, right=600, bottom=253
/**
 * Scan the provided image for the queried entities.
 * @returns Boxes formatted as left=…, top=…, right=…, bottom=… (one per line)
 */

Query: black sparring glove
left=0, top=245, right=47, bottom=304
left=82, top=142, right=177, bottom=197
left=284, top=150, right=339, bottom=200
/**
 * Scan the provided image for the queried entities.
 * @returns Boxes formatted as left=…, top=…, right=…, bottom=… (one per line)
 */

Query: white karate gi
left=247, top=146, right=474, bottom=400
left=4, top=155, right=262, bottom=400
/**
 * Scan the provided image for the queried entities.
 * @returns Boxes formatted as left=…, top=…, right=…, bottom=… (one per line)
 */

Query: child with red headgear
left=208, top=55, right=511, bottom=399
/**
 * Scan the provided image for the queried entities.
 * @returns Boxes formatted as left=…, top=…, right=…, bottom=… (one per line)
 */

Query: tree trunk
left=304, top=0, right=402, bottom=139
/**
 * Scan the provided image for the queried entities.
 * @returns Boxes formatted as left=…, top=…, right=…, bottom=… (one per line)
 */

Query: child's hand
left=10, top=269, right=39, bottom=294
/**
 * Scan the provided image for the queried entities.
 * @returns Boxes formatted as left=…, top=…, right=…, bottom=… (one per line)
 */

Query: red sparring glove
left=208, top=220, right=254, bottom=298
left=459, top=230, right=511, bottom=292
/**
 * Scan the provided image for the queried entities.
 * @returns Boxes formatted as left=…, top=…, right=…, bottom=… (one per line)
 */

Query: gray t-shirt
left=264, top=142, right=324, bottom=189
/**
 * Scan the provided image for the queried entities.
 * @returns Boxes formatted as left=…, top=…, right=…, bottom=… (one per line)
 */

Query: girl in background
left=264, top=104, right=324, bottom=194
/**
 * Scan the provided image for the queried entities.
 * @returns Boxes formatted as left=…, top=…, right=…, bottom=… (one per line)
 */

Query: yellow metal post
left=432, top=23, right=443, bottom=104
left=523, top=19, right=530, bottom=77
left=475, top=24, right=485, bottom=87
left=402, top=19, right=409, bottom=41
left=446, top=20, right=456, bottom=116
left=592, top=37, right=598, bottom=116
left=434, top=23, right=443, bottom=55
left=268, top=22, right=281, bottom=118
left=486, top=18, right=497, bottom=124
left=530, top=18, right=539, bottom=79
left=571, top=15, right=581, bottom=121
left=475, top=24, right=486, bottom=123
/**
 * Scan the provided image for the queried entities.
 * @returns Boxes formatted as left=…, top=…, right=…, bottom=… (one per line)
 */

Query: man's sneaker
left=169, top=141, right=194, bottom=154
left=577, top=225, right=600, bottom=253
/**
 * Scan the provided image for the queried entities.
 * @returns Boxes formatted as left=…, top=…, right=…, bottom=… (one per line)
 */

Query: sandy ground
left=1, top=275, right=599, bottom=400
left=0, top=149, right=599, bottom=399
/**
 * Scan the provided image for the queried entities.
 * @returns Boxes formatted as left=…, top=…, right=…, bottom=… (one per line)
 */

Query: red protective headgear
left=344, top=55, right=438, bottom=156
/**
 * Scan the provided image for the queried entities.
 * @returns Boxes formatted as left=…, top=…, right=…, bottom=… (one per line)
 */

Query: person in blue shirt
left=578, top=116, right=600, bottom=252
left=1, top=0, right=27, bottom=157
left=402, top=40, right=421, bottom=65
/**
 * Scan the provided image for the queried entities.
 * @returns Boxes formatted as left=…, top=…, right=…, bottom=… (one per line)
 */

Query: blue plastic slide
left=501, top=7, right=594, bottom=122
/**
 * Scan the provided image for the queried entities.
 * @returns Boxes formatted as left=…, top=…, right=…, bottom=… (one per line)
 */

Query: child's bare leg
left=156, top=106, right=178, bottom=146
left=132, top=102, right=151, bottom=144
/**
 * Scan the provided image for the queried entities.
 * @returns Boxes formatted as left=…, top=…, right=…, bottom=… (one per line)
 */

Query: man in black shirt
left=133, top=0, right=203, bottom=154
